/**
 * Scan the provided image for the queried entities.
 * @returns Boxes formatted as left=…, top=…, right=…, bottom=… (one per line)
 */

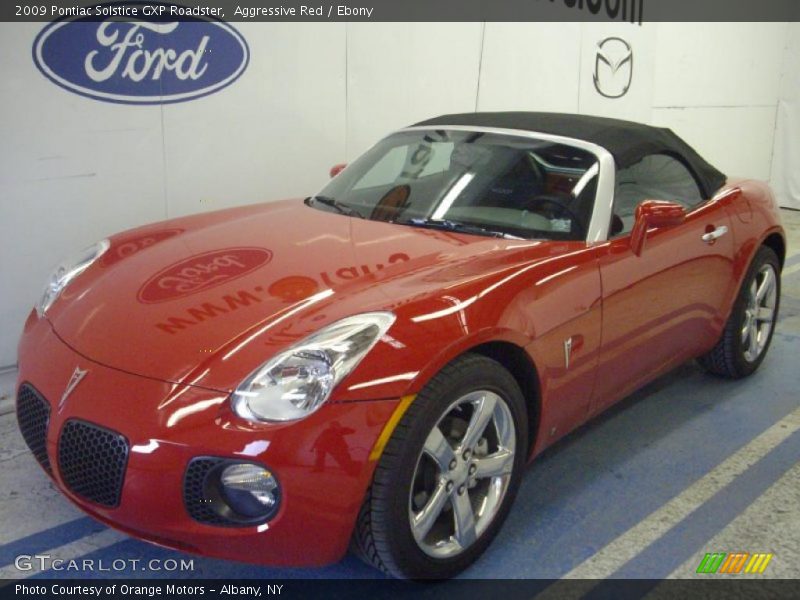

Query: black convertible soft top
left=413, top=112, right=727, bottom=198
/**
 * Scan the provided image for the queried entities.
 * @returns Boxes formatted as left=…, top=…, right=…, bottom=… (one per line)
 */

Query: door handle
left=702, top=225, right=729, bottom=244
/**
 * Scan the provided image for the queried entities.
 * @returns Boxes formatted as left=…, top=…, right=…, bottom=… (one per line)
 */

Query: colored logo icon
left=696, top=552, right=774, bottom=574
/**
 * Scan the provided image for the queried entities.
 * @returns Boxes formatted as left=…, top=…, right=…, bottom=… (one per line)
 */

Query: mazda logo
left=594, top=37, right=633, bottom=99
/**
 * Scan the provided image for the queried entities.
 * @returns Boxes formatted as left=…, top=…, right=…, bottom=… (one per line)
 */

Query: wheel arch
left=762, top=231, right=786, bottom=270
left=719, top=226, right=786, bottom=327
left=468, top=340, right=541, bottom=458
left=399, top=328, right=543, bottom=458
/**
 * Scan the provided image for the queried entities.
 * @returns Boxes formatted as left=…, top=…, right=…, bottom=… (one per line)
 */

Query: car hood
left=46, top=199, right=564, bottom=392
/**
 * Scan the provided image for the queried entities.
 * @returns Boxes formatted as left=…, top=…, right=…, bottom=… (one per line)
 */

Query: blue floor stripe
left=0, top=518, right=104, bottom=568
left=585, top=427, right=800, bottom=592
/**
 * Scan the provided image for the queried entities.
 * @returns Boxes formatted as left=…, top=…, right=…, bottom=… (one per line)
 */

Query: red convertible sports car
left=16, top=113, right=784, bottom=579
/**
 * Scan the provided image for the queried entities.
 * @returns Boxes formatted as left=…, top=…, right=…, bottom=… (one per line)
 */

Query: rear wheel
left=352, top=353, right=528, bottom=579
left=699, top=246, right=780, bottom=378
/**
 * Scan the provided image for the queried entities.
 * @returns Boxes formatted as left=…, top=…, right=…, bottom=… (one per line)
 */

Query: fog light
left=220, top=464, right=280, bottom=520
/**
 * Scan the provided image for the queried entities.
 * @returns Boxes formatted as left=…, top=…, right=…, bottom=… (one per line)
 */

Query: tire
left=698, top=245, right=781, bottom=378
left=351, top=353, right=528, bottom=579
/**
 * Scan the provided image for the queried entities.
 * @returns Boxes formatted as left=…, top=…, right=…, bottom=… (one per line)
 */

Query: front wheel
left=352, top=353, right=528, bottom=579
left=699, top=245, right=781, bottom=378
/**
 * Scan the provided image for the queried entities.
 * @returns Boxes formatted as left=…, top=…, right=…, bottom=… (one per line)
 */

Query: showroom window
left=612, top=153, right=705, bottom=236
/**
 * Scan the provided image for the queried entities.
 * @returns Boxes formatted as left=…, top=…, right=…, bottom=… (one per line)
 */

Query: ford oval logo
left=33, top=3, right=249, bottom=104
left=138, top=248, right=272, bottom=303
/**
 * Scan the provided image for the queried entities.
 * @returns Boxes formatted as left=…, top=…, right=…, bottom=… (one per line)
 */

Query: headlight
left=231, top=312, right=395, bottom=422
left=36, top=239, right=110, bottom=316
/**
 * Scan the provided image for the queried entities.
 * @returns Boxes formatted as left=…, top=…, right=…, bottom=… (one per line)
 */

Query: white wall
left=0, top=21, right=796, bottom=366
left=651, top=22, right=788, bottom=182
left=772, top=23, right=800, bottom=209
left=162, top=23, right=348, bottom=217
left=477, top=23, right=581, bottom=113
left=346, top=23, right=483, bottom=159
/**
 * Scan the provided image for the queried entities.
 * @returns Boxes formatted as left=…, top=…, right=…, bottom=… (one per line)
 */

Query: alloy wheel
left=408, top=390, right=516, bottom=558
left=741, top=263, right=778, bottom=363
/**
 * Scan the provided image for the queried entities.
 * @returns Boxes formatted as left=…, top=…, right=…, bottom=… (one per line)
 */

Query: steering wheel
left=521, top=195, right=585, bottom=237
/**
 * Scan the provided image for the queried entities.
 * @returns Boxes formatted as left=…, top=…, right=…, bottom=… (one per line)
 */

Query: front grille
left=184, top=457, right=231, bottom=526
left=16, top=384, right=52, bottom=474
left=58, top=420, right=129, bottom=507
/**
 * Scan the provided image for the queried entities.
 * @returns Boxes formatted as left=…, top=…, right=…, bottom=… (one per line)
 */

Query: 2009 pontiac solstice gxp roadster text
left=16, top=113, right=784, bottom=579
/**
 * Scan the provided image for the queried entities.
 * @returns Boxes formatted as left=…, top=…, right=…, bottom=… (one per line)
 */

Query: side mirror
left=329, top=163, right=347, bottom=179
left=630, top=200, right=686, bottom=256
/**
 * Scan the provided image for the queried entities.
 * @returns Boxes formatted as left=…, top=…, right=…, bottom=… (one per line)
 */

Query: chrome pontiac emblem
left=594, top=37, right=633, bottom=99
left=59, top=367, right=88, bottom=411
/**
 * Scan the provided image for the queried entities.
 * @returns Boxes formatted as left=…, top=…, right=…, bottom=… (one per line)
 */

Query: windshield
left=309, top=129, right=600, bottom=241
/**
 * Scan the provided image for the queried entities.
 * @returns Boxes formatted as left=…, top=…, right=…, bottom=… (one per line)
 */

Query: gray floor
left=0, top=209, right=798, bottom=583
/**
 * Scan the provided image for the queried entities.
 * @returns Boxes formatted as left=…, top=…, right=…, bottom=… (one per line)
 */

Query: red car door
left=592, top=154, right=736, bottom=414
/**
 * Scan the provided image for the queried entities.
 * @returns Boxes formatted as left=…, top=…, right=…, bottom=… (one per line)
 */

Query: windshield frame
left=315, top=125, right=616, bottom=243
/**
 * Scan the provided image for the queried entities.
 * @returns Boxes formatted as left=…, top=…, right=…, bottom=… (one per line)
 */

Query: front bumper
left=16, top=313, right=400, bottom=567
